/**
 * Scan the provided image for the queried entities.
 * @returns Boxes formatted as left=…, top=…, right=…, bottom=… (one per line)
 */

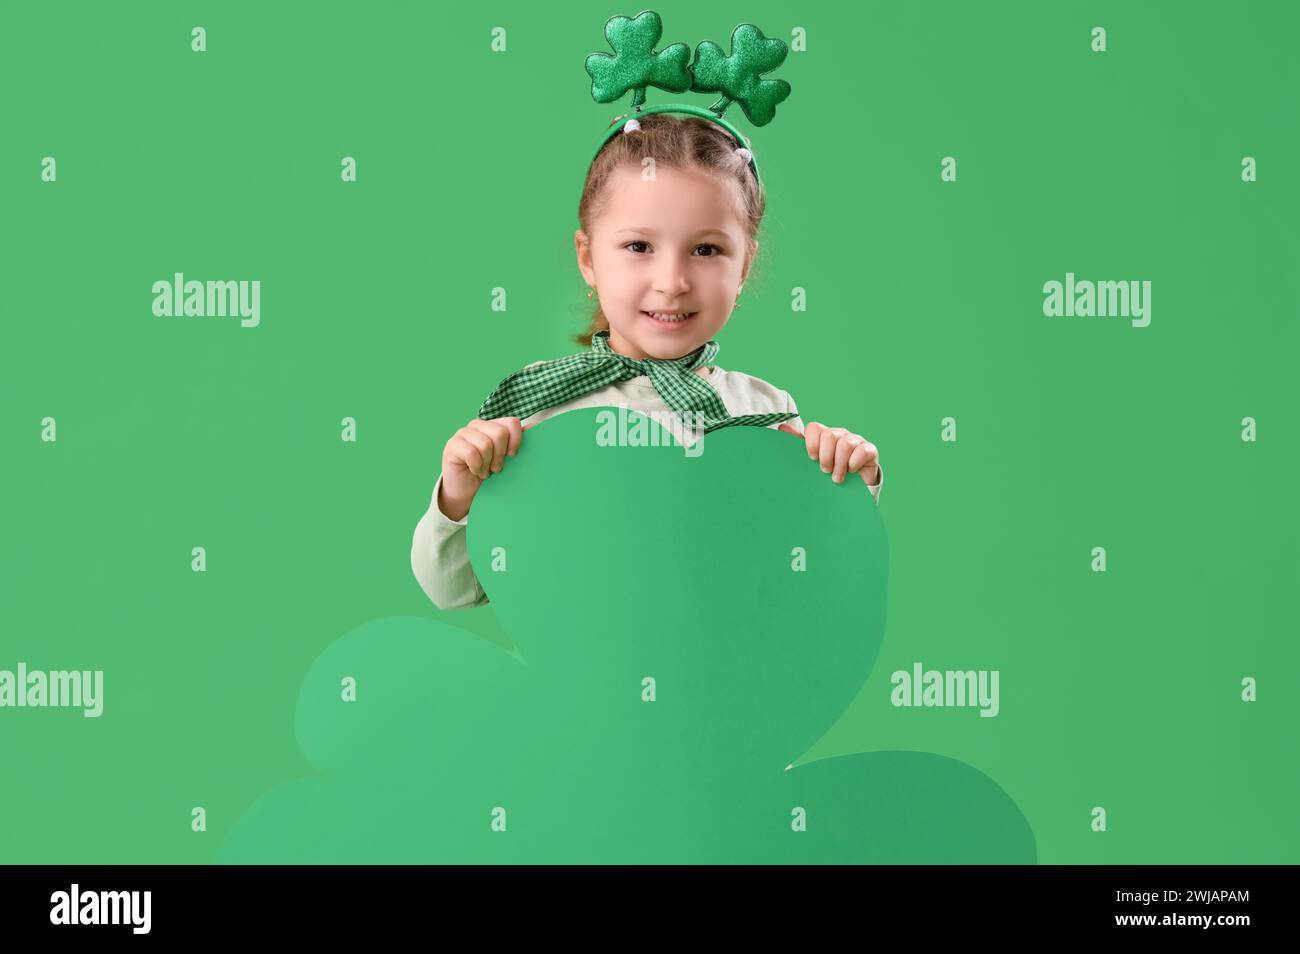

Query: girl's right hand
left=437, top=416, right=529, bottom=521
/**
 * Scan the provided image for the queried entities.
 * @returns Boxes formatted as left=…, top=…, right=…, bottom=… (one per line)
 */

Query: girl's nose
left=652, top=261, right=691, bottom=295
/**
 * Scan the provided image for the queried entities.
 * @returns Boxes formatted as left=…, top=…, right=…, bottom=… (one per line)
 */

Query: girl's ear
left=739, top=239, right=759, bottom=286
left=574, top=229, right=596, bottom=286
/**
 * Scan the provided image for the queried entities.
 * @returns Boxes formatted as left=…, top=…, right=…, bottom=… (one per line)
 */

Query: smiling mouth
left=642, top=310, right=698, bottom=325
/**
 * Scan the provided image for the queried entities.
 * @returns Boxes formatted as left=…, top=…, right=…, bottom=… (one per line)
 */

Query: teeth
left=646, top=312, right=694, bottom=321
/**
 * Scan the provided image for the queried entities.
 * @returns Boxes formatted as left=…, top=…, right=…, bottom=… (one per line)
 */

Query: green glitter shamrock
left=585, top=10, right=693, bottom=109
left=689, top=22, right=792, bottom=126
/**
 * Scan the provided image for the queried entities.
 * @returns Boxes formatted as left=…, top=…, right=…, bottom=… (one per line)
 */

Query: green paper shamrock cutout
left=585, top=10, right=692, bottom=110
left=218, top=410, right=1034, bottom=868
left=689, top=23, right=792, bottom=126
left=218, top=410, right=1036, bottom=863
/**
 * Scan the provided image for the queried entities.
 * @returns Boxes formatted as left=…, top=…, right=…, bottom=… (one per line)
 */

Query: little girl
left=412, top=113, right=883, bottom=611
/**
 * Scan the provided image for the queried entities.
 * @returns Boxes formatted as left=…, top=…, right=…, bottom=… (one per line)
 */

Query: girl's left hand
left=777, top=421, right=880, bottom=486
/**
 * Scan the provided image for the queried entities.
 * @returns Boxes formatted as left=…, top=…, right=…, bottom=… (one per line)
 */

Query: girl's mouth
left=641, top=310, right=698, bottom=328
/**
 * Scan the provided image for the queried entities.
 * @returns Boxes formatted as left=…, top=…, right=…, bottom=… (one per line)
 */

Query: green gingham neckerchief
left=477, top=329, right=798, bottom=434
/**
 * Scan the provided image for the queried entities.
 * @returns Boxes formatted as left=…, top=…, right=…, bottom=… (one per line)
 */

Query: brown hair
left=573, top=112, right=767, bottom=347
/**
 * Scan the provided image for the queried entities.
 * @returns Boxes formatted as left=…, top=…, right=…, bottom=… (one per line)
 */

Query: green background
left=1, top=0, right=1296, bottom=863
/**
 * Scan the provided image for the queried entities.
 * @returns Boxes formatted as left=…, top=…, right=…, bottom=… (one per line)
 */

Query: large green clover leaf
left=585, top=10, right=692, bottom=109
left=690, top=23, right=792, bottom=126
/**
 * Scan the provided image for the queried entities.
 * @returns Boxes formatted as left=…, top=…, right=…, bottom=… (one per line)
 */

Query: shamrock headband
left=585, top=10, right=793, bottom=187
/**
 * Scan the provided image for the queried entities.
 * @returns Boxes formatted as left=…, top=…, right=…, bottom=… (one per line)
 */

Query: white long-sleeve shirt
left=411, top=361, right=884, bottom=610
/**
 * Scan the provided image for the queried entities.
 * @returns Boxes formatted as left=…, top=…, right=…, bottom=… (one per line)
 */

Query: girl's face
left=575, top=163, right=755, bottom=361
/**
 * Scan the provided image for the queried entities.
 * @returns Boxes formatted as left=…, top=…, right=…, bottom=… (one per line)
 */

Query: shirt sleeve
left=780, top=393, right=882, bottom=505
left=410, top=472, right=491, bottom=610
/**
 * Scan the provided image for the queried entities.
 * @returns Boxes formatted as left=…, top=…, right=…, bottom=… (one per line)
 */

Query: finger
left=460, top=429, right=495, bottom=479
left=832, top=437, right=854, bottom=483
left=804, top=422, right=823, bottom=460
left=473, top=420, right=510, bottom=473
left=451, top=435, right=486, bottom=480
left=847, top=441, right=878, bottom=475
left=490, top=422, right=512, bottom=471
left=846, top=442, right=868, bottom=472
left=818, top=428, right=838, bottom=474
left=776, top=422, right=803, bottom=438
left=461, top=430, right=495, bottom=479
left=496, top=416, right=524, bottom=456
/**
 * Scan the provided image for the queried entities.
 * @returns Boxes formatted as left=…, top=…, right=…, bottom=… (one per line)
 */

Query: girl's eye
left=623, top=242, right=723, bottom=256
